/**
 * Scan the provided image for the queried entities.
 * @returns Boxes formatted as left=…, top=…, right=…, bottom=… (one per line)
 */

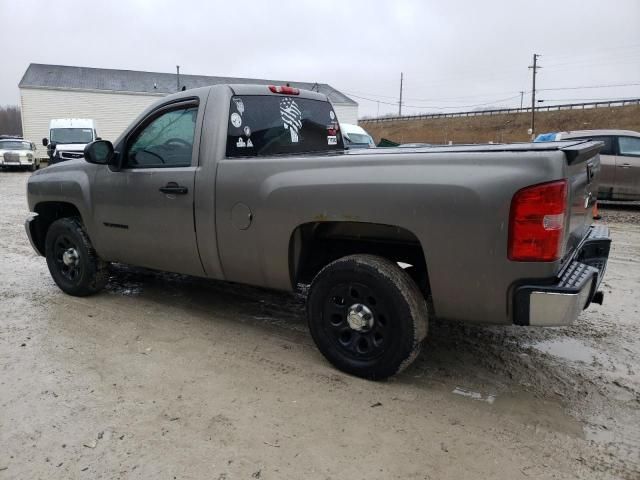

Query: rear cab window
left=226, top=95, right=343, bottom=157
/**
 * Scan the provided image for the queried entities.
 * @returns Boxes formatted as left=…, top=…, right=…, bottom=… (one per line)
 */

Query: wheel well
left=31, top=202, right=82, bottom=254
left=289, top=222, right=431, bottom=295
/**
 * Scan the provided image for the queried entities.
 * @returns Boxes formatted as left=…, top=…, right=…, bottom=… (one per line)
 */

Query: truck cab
left=42, top=118, right=98, bottom=164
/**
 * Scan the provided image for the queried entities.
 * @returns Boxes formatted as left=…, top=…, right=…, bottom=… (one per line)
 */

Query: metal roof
left=19, top=63, right=357, bottom=106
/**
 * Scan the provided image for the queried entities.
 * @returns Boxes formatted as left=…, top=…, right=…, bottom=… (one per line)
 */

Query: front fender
left=26, top=162, right=98, bottom=237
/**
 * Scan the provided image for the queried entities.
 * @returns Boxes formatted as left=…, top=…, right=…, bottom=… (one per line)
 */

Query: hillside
left=359, top=104, right=640, bottom=145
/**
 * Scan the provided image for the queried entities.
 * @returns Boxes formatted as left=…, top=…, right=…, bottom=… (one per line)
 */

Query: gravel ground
left=0, top=171, right=638, bottom=479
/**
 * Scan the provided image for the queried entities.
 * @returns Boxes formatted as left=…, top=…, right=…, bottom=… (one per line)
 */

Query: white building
left=19, top=63, right=358, bottom=158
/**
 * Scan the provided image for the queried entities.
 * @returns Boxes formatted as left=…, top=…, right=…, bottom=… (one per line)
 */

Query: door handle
left=620, top=163, right=632, bottom=168
left=159, top=182, right=188, bottom=194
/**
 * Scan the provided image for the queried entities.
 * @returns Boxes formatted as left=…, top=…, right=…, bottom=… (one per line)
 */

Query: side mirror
left=84, top=140, right=114, bottom=165
left=42, top=138, right=49, bottom=147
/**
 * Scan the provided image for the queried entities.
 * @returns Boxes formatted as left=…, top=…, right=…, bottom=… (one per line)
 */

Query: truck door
left=91, top=100, right=205, bottom=276
left=614, top=136, right=640, bottom=200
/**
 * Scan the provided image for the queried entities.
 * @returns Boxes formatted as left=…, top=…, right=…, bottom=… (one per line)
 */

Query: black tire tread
left=45, top=217, right=108, bottom=296
left=307, top=254, right=428, bottom=379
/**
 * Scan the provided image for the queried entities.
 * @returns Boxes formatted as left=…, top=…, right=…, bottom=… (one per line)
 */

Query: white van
left=42, top=119, right=98, bottom=164
left=341, top=123, right=375, bottom=149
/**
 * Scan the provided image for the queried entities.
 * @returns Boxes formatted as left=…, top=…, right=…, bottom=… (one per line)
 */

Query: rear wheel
left=307, top=254, right=428, bottom=380
left=45, top=217, right=109, bottom=296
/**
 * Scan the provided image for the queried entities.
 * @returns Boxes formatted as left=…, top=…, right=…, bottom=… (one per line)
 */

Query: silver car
left=547, top=130, right=640, bottom=200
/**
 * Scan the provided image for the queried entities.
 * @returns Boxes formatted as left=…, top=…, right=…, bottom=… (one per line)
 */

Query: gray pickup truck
left=25, top=84, right=611, bottom=379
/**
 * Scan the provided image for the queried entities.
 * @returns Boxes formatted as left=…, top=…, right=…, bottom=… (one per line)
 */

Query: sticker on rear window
left=231, top=112, right=242, bottom=128
left=234, top=98, right=245, bottom=115
left=280, top=97, right=302, bottom=143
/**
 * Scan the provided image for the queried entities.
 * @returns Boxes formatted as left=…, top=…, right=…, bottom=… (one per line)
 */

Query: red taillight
left=268, top=85, right=300, bottom=95
left=508, top=180, right=568, bottom=261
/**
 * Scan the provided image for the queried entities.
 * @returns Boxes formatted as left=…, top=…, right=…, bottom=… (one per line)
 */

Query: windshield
left=0, top=140, right=32, bottom=150
left=345, top=133, right=374, bottom=146
left=50, top=128, right=94, bottom=144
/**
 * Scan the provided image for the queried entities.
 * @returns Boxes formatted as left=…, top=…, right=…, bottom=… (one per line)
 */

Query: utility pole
left=519, top=91, right=524, bottom=110
left=398, top=72, right=403, bottom=116
left=376, top=101, right=380, bottom=118
left=528, top=54, right=540, bottom=139
left=176, top=65, right=180, bottom=92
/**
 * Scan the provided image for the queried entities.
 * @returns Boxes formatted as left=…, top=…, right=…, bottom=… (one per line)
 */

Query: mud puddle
left=528, top=338, right=606, bottom=363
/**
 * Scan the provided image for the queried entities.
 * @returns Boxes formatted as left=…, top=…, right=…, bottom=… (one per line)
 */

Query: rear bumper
left=513, top=225, right=611, bottom=326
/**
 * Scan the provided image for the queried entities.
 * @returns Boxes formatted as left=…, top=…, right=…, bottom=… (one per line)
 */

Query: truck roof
left=49, top=118, right=95, bottom=129
left=151, top=84, right=331, bottom=107
left=228, top=84, right=328, bottom=102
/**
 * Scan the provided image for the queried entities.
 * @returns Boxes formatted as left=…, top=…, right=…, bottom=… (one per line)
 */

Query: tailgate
left=561, top=141, right=603, bottom=262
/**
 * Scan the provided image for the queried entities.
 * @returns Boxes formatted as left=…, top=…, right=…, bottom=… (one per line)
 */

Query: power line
left=539, top=81, right=640, bottom=92
left=538, top=96, right=640, bottom=102
left=346, top=92, right=522, bottom=110
left=346, top=46, right=640, bottom=104
left=405, top=81, right=640, bottom=102
left=345, top=81, right=640, bottom=108
left=394, top=50, right=639, bottom=88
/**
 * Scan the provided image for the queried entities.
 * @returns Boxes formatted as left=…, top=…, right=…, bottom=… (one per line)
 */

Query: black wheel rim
left=322, top=282, right=391, bottom=361
left=53, top=234, right=82, bottom=283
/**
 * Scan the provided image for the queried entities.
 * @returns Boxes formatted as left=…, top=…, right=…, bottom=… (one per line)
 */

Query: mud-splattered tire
left=307, top=254, right=428, bottom=380
left=45, top=217, right=109, bottom=296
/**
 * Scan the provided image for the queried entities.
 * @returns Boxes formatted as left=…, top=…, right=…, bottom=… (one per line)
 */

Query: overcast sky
left=1, top=0, right=639, bottom=117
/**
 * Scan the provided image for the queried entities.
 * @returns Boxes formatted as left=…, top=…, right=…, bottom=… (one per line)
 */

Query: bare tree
left=0, top=106, right=22, bottom=137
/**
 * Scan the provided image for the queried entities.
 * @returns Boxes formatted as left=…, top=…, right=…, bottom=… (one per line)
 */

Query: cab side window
left=127, top=106, right=198, bottom=168
left=618, top=137, right=640, bottom=157
left=573, top=136, right=614, bottom=155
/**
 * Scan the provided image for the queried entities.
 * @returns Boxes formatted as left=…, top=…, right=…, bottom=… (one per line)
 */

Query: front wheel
left=307, top=254, right=428, bottom=380
left=45, top=217, right=109, bottom=296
